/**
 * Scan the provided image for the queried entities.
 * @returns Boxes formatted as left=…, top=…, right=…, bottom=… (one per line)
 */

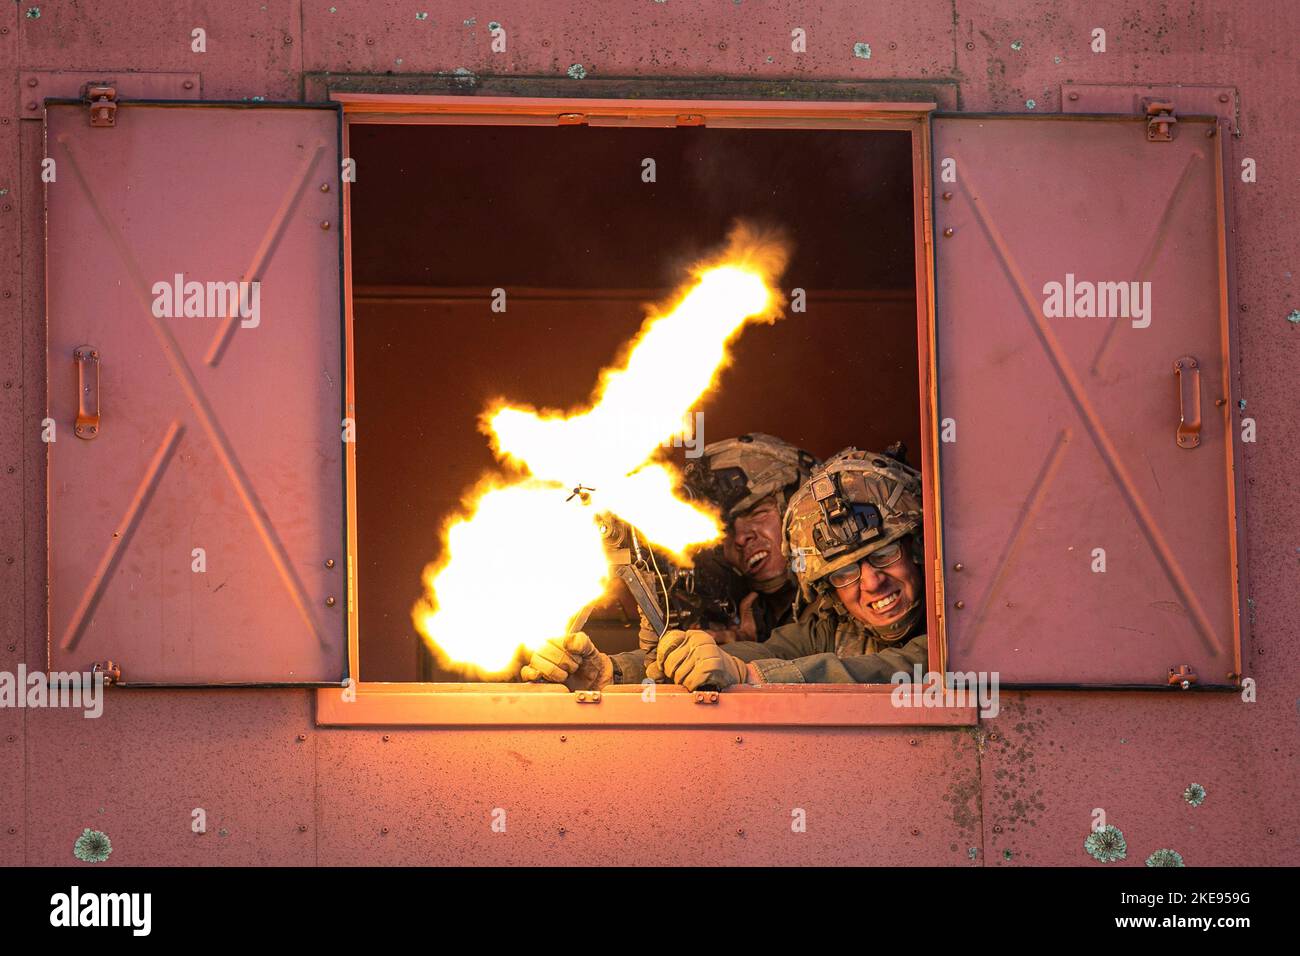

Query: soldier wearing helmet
left=655, top=446, right=929, bottom=688
left=680, top=432, right=822, bottom=644
left=518, top=433, right=821, bottom=689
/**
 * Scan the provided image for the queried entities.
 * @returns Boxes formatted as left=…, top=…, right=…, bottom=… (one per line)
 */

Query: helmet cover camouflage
left=783, top=447, right=924, bottom=606
left=682, top=433, right=821, bottom=521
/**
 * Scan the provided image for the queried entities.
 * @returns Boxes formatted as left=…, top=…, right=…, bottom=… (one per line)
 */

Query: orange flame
left=413, top=225, right=790, bottom=673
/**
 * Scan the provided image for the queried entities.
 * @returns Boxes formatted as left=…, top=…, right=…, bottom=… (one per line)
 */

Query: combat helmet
left=784, top=445, right=924, bottom=637
left=682, top=433, right=821, bottom=521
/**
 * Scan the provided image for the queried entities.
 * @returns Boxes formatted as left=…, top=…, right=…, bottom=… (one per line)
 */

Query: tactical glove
left=520, top=632, right=614, bottom=691
left=656, top=629, right=749, bottom=691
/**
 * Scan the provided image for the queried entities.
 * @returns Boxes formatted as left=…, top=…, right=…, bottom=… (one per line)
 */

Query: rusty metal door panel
left=46, top=103, right=345, bottom=685
left=934, top=115, right=1240, bottom=687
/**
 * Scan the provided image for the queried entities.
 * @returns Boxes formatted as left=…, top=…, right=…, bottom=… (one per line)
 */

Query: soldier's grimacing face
left=722, top=497, right=787, bottom=585
left=834, top=537, right=923, bottom=630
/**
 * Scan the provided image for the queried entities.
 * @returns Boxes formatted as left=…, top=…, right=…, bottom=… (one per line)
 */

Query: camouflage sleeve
left=607, top=649, right=649, bottom=684
left=746, top=634, right=929, bottom=684
left=719, top=617, right=830, bottom=664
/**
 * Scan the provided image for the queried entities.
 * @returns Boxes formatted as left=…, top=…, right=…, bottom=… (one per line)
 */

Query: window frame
left=318, top=93, right=965, bottom=728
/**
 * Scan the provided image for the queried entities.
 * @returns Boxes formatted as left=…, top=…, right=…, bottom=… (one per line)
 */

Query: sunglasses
left=826, top=541, right=906, bottom=589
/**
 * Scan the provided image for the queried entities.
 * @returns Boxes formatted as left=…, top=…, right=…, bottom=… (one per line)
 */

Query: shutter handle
left=74, top=346, right=100, bottom=440
left=1173, top=356, right=1200, bottom=449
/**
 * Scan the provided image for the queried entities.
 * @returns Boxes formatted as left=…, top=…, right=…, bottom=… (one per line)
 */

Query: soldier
left=655, top=447, right=928, bottom=688
left=681, top=433, right=821, bottom=644
left=520, top=433, right=820, bottom=689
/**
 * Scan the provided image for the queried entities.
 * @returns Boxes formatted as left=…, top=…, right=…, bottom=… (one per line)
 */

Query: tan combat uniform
left=719, top=594, right=927, bottom=683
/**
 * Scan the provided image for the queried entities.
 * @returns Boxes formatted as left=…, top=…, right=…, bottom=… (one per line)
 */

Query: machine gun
left=591, top=515, right=742, bottom=638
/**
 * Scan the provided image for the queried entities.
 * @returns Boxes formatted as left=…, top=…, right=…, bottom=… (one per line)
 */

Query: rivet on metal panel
left=1068, top=91, right=1079, bottom=101
left=942, top=191, right=952, bottom=201
left=1267, top=827, right=1275, bottom=835
left=954, top=600, right=965, bottom=609
left=320, top=183, right=330, bottom=193
left=183, top=80, right=194, bottom=90
left=1215, top=398, right=1226, bottom=406
left=560, top=734, right=566, bottom=741
left=325, top=596, right=336, bottom=607
left=1240, top=304, right=1248, bottom=312
left=5, top=645, right=14, bottom=652
left=737, top=829, right=745, bottom=837
left=943, top=228, right=954, bottom=237
left=283, top=35, right=294, bottom=45
left=381, top=826, right=389, bottom=834
left=320, top=221, right=331, bottom=230
left=1218, top=93, right=1230, bottom=103
left=558, top=827, right=566, bottom=835
left=735, top=736, right=743, bottom=744
left=382, top=734, right=390, bottom=742
left=366, top=37, right=375, bottom=45
left=26, top=78, right=37, bottom=87
left=988, top=732, right=999, bottom=741
left=298, top=824, right=308, bottom=832
left=7, top=827, right=15, bottom=835
left=953, top=562, right=963, bottom=571
left=25, top=103, right=37, bottom=111
left=889, top=42, right=897, bottom=50
left=695, top=691, right=720, bottom=704
left=911, top=828, right=920, bottom=836
left=909, top=738, right=918, bottom=746
left=5, top=557, right=13, bottom=565
left=965, top=41, right=975, bottom=50
left=5, top=736, right=14, bottom=743
left=3, top=290, right=11, bottom=297
left=993, top=824, right=1003, bottom=833
left=296, top=733, right=307, bottom=742
left=325, top=558, right=335, bottom=568
left=5, top=467, right=12, bottom=474
left=575, top=689, right=601, bottom=703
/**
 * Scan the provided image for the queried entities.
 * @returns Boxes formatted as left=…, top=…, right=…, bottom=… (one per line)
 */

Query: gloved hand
left=638, top=611, right=665, bottom=681
left=656, top=629, right=748, bottom=691
left=520, top=632, right=613, bottom=691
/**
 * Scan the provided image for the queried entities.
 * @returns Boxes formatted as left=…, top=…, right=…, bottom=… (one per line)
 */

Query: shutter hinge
left=933, top=559, right=944, bottom=620
left=91, top=660, right=122, bottom=686
left=1168, top=664, right=1197, bottom=689
left=86, top=85, right=118, bottom=127
left=1144, top=99, right=1177, bottom=142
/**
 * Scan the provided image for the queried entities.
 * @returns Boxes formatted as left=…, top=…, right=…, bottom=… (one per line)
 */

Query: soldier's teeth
left=748, top=551, right=768, bottom=569
left=871, top=592, right=900, bottom=611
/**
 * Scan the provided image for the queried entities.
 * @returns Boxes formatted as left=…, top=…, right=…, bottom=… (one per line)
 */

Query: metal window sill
left=315, top=682, right=978, bottom=727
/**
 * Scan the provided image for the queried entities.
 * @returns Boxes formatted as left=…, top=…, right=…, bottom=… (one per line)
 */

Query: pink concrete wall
left=1, top=1, right=1295, bottom=866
